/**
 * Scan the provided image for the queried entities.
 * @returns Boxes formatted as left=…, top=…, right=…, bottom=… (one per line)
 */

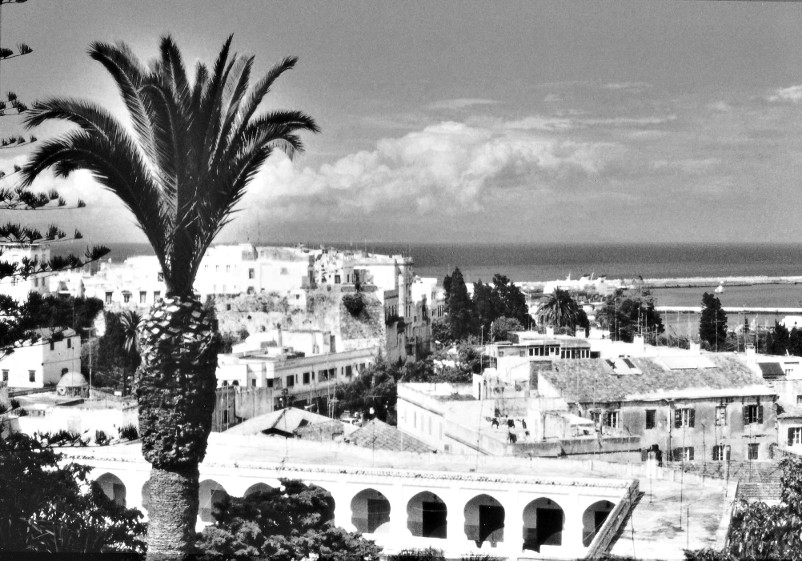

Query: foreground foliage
left=0, top=432, right=146, bottom=556
left=196, top=479, right=381, bottom=561
left=685, top=456, right=802, bottom=560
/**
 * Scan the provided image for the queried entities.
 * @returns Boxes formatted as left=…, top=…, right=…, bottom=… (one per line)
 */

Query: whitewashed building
left=0, top=328, right=81, bottom=388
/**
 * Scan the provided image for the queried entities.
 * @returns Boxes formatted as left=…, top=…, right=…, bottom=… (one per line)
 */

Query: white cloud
left=425, top=98, right=500, bottom=111
left=708, top=100, right=732, bottom=112
left=767, top=85, right=802, bottom=103
left=602, top=82, right=652, bottom=91
left=239, top=120, right=617, bottom=221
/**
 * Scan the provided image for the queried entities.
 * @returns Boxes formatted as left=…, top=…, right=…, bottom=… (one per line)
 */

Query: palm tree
left=537, top=288, right=581, bottom=333
left=119, top=309, right=142, bottom=397
left=19, top=35, right=318, bottom=558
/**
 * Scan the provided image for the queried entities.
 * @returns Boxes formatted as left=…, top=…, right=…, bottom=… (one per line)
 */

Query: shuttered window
left=674, top=408, right=695, bottom=428
left=744, top=404, right=763, bottom=425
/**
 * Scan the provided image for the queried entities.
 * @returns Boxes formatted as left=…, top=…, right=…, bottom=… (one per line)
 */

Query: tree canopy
left=537, top=289, right=583, bottom=334
left=442, top=267, right=473, bottom=341
left=196, top=479, right=381, bottom=561
left=0, top=432, right=146, bottom=556
left=598, top=291, right=664, bottom=343
left=699, top=292, right=727, bottom=351
left=686, top=456, right=802, bottom=560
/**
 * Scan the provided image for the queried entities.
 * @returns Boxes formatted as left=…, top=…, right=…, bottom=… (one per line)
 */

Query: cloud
left=425, top=98, right=500, bottom=111
left=239, top=120, right=617, bottom=221
left=602, top=82, right=652, bottom=91
left=708, top=100, right=732, bottom=112
left=767, top=85, right=802, bottom=103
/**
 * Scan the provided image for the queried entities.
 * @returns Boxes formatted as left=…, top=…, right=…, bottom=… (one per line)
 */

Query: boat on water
left=715, top=282, right=725, bottom=294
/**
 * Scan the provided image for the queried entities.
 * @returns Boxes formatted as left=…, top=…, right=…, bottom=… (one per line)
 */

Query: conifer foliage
left=699, top=292, right=727, bottom=351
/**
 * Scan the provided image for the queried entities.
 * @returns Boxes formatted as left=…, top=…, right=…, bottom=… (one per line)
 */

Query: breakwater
left=642, top=276, right=802, bottom=289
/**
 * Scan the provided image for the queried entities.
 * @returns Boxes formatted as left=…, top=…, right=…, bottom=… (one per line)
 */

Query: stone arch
left=199, top=479, right=229, bottom=523
left=350, top=488, right=391, bottom=533
left=96, top=472, right=126, bottom=507
left=522, top=497, right=565, bottom=552
left=464, top=494, right=504, bottom=546
left=407, top=490, right=447, bottom=539
left=244, top=482, right=275, bottom=497
left=582, top=500, right=615, bottom=546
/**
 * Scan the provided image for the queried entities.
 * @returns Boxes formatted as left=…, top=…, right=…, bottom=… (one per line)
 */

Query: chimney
left=277, top=324, right=283, bottom=349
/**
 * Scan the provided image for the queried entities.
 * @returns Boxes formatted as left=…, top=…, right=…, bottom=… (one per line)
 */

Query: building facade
left=0, top=328, right=81, bottom=388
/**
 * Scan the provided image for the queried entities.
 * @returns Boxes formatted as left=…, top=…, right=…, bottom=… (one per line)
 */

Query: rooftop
left=347, top=419, right=435, bottom=453
left=538, top=354, right=774, bottom=403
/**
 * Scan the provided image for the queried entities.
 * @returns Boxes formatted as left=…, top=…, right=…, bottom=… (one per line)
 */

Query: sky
left=3, top=1, right=802, bottom=245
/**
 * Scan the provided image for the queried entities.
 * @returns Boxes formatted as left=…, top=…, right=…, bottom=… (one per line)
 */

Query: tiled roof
left=347, top=419, right=435, bottom=453
left=537, top=354, right=772, bottom=403
left=224, top=407, right=334, bottom=435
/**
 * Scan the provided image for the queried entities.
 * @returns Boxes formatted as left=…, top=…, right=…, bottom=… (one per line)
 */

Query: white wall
left=0, top=331, right=80, bottom=388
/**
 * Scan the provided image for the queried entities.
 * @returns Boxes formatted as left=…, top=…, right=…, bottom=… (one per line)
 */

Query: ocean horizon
left=73, top=241, right=802, bottom=284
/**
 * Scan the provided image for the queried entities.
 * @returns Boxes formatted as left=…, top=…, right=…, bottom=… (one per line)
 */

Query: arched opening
left=96, top=472, right=126, bottom=507
left=464, top=494, right=504, bottom=546
left=583, top=500, right=615, bottom=546
left=522, top=497, right=564, bottom=552
left=407, top=491, right=447, bottom=538
left=244, top=482, right=275, bottom=498
left=199, top=479, right=229, bottom=523
left=351, top=488, right=391, bottom=533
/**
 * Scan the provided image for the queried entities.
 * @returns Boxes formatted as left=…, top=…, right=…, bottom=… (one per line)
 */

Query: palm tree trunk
left=136, top=296, right=220, bottom=559
left=145, top=466, right=199, bottom=560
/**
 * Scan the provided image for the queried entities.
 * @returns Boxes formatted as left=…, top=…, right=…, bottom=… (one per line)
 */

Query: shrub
left=118, top=424, right=138, bottom=441
left=95, top=430, right=110, bottom=446
left=10, top=398, right=20, bottom=409
left=343, top=293, right=365, bottom=317
left=16, top=408, right=27, bottom=417
left=390, top=549, right=445, bottom=561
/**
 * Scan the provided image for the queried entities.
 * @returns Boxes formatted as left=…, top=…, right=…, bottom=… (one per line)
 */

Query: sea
left=64, top=241, right=802, bottom=310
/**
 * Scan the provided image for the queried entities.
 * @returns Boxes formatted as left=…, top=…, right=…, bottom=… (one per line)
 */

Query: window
left=334, top=275, right=341, bottom=284
left=302, top=372, right=310, bottom=385
left=251, top=379, right=256, bottom=387
left=645, top=409, right=656, bottom=430
left=157, top=272, right=164, bottom=282
left=603, top=410, right=620, bottom=429
left=267, top=379, right=274, bottom=388
left=713, top=445, right=730, bottom=461
left=1, top=369, right=7, bottom=382
left=788, top=427, right=802, bottom=447
left=286, top=376, right=295, bottom=388
left=744, top=404, right=764, bottom=425
left=748, top=443, right=759, bottom=460
left=222, top=410, right=229, bottom=424
left=140, top=291, right=147, bottom=304
left=797, top=395, right=802, bottom=406
left=67, top=339, right=71, bottom=349
left=105, top=292, right=113, bottom=304
left=226, top=265, right=230, bottom=272
left=248, top=268, right=255, bottom=279
left=674, top=407, right=695, bottom=428
left=154, top=291, right=161, bottom=301
left=50, top=341, right=55, bottom=351
left=715, top=406, right=727, bottom=427
left=123, top=293, right=131, bottom=303
left=673, top=447, right=694, bottom=462
left=29, top=370, right=36, bottom=383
